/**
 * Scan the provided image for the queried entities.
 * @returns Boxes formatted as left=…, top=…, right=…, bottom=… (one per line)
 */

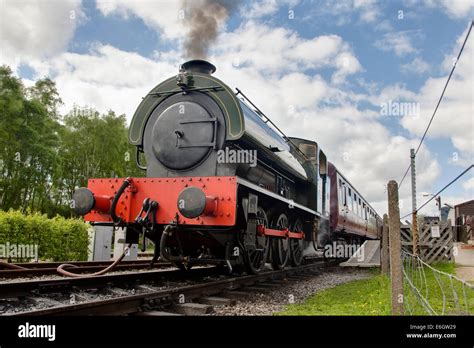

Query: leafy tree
left=0, top=66, right=61, bottom=214
left=0, top=66, right=144, bottom=217
left=57, top=106, right=144, bottom=213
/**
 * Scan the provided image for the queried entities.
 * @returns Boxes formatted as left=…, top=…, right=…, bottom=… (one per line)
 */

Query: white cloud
left=374, top=30, right=420, bottom=57
left=241, top=0, right=280, bottom=18
left=18, top=20, right=362, bottom=119
left=422, top=0, right=474, bottom=19
left=463, top=177, right=474, bottom=190
left=96, top=0, right=193, bottom=40
left=95, top=0, right=238, bottom=47
left=401, top=57, right=431, bottom=74
left=241, top=0, right=301, bottom=18
left=215, top=22, right=362, bottom=83
left=400, top=28, right=474, bottom=159
left=308, top=0, right=380, bottom=25
left=95, top=0, right=185, bottom=40
left=0, top=0, right=85, bottom=70
left=354, top=0, right=380, bottom=23
left=416, top=193, right=473, bottom=217
left=238, top=0, right=379, bottom=23
left=29, top=44, right=179, bottom=117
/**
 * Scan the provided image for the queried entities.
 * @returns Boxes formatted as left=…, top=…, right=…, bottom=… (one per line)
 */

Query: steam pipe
left=111, top=178, right=131, bottom=224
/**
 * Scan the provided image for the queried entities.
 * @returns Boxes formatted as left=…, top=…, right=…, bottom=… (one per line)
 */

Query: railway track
left=0, top=260, right=170, bottom=279
left=0, top=265, right=218, bottom=298
left=1, top=259, right=339, bottom=316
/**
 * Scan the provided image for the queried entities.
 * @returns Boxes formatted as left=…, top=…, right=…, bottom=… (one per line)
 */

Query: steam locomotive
left=73, top=60, right=382, bottom=274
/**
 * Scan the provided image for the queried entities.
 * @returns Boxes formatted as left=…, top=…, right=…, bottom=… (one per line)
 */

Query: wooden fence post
left=387, top=180, right=404, bottom=315
left=381, top=214, right=390, bottom=276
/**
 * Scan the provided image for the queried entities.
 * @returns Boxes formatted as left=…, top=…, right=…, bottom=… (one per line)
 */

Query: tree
left=0, top=66, right=144, bottom=217
left=0, top=66, right=61, bottom=213
left=57, top=106, right=144, bottom=212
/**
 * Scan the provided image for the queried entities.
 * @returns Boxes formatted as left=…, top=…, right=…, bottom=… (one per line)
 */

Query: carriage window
left=353, top=193, right=357, bottom=213
left=363, top=203, right=367, bottom=220
left=349, top=189, right=352, bottom=210
left=343, top=185, right=347, bottom=207
left=339, top=179, right=343, bottom=202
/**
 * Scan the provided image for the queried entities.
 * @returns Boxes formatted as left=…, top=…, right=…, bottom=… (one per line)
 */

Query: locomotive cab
left=288, top=137, right=329, bottom=216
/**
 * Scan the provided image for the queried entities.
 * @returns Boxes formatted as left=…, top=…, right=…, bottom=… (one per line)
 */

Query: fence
left=402, top=250, right=473, bottom=315
left=400, top=221, right=454, bottom=264
left=384, top=180, right=473, bottom=316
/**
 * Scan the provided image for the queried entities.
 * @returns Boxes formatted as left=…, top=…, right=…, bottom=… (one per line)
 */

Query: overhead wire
left=400, top=164, right=473, bottom=219
left=398, top=21, right=473, bottom=189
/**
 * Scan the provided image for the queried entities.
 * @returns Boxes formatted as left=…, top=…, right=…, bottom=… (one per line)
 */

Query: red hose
left=0, top=261, right=27, bottom=270
left=57, top=244, right=132, bottom=278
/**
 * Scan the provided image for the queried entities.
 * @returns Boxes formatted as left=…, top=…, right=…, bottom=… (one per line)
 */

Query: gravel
left=0, top=265, right=373, bottom=316
left=0, top=281, right=177, bottom=315
left=211, top=267, right=372, bottom=315
left=0, top=266, right=180, bottom=284
left=0, top=266, right=213, bottom=315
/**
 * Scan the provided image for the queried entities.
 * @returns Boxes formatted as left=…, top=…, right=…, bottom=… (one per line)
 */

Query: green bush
left=0, top=210, right=89, bottom=262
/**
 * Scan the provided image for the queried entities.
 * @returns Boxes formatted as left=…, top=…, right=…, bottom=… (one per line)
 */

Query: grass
left=276, top=270, right=392, bottom=315
left=403, top=261, right=474, bottom=315
left=276, top=263, right=474, bottom=316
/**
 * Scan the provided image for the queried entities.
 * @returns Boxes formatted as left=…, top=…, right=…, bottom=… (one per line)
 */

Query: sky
left=0, top=0, right=473, bottom=217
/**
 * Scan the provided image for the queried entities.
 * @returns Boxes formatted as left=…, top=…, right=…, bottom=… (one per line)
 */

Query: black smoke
left=182, top=0, right=239, bottom=59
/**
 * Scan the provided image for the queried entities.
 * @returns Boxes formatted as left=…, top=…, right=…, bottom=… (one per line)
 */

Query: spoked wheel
left=271, top=213, right=290, bottom=270
left=289, top=218, right=304, bottom=266
left=243, top=207, right=270, bottom=274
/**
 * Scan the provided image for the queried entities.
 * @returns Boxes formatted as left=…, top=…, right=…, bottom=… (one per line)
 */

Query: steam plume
left=182, top=0, right=238, bottom=59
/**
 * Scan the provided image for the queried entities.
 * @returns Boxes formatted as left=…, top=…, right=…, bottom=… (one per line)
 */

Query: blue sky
left=1, top=0, right=473, bottom=215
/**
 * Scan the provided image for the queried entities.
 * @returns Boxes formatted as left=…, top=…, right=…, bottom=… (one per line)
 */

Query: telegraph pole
left=410, top=149, right=418, bottom=256
left=388, top=180, right=404, bottom=315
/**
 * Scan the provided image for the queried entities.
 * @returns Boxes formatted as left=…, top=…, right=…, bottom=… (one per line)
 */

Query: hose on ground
left=56, top=244, right=132, bottom=278
left=0, top=261, right=27, bottom=270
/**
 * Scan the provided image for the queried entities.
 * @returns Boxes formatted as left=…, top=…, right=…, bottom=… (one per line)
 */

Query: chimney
left=181, top=60, right=216, bottom=75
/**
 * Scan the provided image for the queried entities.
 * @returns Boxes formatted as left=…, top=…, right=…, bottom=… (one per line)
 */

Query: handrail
left=235, top=88, right=310, bottom=162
